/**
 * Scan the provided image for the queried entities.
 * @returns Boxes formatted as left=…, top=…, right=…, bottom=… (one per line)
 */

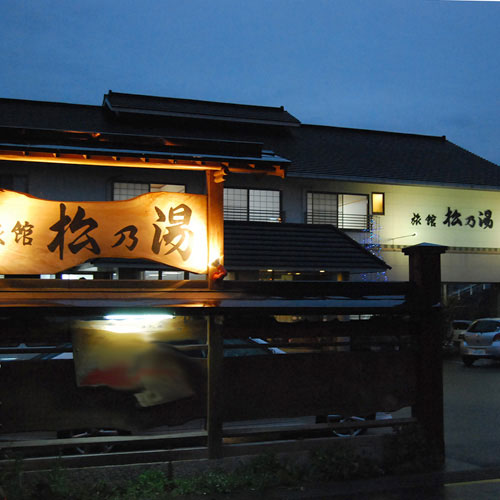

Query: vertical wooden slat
left=206, top=170, right=224, bottom=289
left=207, top=314, right=224, bottom=458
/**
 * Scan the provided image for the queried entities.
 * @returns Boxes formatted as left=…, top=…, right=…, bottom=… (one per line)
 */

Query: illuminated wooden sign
left=0, top=190, right=208, bottom=274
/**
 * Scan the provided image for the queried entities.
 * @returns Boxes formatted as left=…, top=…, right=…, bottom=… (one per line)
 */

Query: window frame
left=306, top=191, right=369, bottom=230
left=371, top=192, right=385, bottom=215
left=224, top=187, right=282, bottom=223
left=112, top=181, right=186, bottom=200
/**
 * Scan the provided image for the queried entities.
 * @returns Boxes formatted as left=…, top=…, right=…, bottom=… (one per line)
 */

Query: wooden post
left=403, top=243, right=447, bottom=460
left=403, top=243, right=447, bottom=308
left=206, top=170, right=225, bottom=289
left=207, top=314, right=224, bottom=459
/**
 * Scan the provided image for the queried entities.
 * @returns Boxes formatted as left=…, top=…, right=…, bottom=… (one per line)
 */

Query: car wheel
left=331, top=416, right=366, bottom=437
left=462, top=356, right=475, bottom=367
left=57, top=428, right=130, bottom=454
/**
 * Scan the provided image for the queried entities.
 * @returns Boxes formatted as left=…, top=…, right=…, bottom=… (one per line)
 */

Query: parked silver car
left=460, top=318, right=500, bottom=366
left=451, top=320, right=472, bottom=347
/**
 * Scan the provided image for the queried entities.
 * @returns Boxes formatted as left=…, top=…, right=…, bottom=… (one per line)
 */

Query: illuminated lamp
left=371, top=192, right=385, bottom=215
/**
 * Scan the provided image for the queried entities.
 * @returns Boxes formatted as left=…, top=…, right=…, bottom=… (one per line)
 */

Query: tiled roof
left=91, top=221, right=388, bottom=275
left=0, top=95, right=499, bottom=189
left=277, top=125, right=500, bottom=188
left=103, top=91, right=301, bottom=127
left=224, top=221, right=389, bottom=273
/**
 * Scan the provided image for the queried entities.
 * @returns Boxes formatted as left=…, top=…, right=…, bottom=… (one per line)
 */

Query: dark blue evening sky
left=1, top=0, right=499, bottom=164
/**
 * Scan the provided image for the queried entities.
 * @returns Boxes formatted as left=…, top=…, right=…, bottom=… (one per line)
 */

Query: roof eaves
left=321, top=224, right=390, bottom=270
left=223, top=264, right=388, bottom=273
left=300, top=122, right=447, bottom=142
left=0, top=142, right=290, bottom=165
left=286, top=172, right=500, bottom=191
left=104, top=90, right=298, bottom=115
left=0, top=96, right=101, bottom=111
left=445, top=139, right=500, bottom=169
left=108, top=106, right=301, bottom=127
left=103, top=92, right=301, bottom=127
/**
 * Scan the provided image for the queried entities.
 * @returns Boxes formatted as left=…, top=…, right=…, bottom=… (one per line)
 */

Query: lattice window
left=224, top=188, right=281, bottom=222
left=113, top=182, right=185, bottom=200
left=307, top=192, right=368, bottom=230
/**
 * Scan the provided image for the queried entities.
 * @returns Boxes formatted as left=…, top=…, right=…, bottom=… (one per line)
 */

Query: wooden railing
left=0, top=244, right=447, bottom=468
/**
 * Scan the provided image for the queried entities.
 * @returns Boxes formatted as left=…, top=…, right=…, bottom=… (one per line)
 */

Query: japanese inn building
left=1, top=91, right=500, bottom=314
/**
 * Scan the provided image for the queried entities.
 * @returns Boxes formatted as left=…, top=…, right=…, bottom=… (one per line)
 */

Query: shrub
left=308, top=445, right=382, bottom=482
left=383, top=424, right=444, bottom=474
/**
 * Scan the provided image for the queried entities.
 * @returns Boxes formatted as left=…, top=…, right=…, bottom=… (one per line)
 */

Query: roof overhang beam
left=0, top=148, right=286, bottom=178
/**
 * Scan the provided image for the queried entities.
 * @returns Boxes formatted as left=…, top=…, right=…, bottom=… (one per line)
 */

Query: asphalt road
left=281, top=358, right=500, bottom=499
left=444, top=355, right=500, bottom=470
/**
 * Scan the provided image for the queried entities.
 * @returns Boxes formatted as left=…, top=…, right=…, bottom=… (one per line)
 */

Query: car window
left=468, top=320, right=500, bottom=333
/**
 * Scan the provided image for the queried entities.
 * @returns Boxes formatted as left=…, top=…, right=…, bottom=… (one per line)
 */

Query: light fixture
left=371, top=192, right=385, bottom=215
left=103, top=314, right=174, bottom=321
left=100, top=314, right=175, bottom=334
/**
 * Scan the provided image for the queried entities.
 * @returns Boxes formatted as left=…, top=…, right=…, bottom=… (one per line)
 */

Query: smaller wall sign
left=410, top=206, right=494, bottom=230
left=0, top=189, right=208, bottom=274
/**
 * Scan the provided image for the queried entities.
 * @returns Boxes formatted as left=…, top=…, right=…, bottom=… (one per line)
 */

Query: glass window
left=307, top=192, right=368, bottom=230
left=151, top=184, right=185, bottom=193
left=338, top=194, right=368, bottom=229
left=224, top=188, right=248, bottom=220
left=468, top=320, right=500, bottom=333
left=371, top=192, right=385, bottom=215
left=224, top=188, right=281, bottom=222
left=249, top=190, right=281, bottom=222
left=307, top=192, right=337, bottom=225
left=113, top=182, right=149, bottom=200
left=113, top=182, right=185, bottom=200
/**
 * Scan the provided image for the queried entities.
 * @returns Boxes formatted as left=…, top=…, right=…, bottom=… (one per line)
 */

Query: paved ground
left=443, top=355, right=500, bottom=470
left=264, top=468, right=500, bottom=499
left=265, top=355, right=500, bottom=499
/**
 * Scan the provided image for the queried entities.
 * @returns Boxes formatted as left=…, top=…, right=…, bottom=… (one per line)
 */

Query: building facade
left=1, top=91, right=499, bottom=290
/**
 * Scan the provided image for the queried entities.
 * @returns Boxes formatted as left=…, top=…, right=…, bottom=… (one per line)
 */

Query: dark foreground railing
left=0, top=244, right=447, bottom=469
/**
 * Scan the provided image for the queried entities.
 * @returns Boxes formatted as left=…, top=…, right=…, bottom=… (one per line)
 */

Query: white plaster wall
left=441, top=253, right=500, bottom=283
left=382, top=250, right=500, bottom=283
left=379, top=251, right=409, bottom=282
left=289, top=179, right=500, bottom=248
left=376, top=184, right=500, bottom=249
left=286, top=178, right=500, bottom=283
left=371, top=183, right=500, bottom=283
left=304, top=180, right=500, bottom=249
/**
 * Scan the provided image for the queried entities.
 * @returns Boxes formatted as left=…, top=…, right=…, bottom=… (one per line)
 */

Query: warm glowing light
left=371, top=192, right=385, bottom=215
left=103, top=314, right=174, bottom=321
left=99, top=314, right=174, bottom=334
left=0, top=151, right=220, bottom=172
left=0, top=149, right=286, bottom=178
left=0, top=190, right=209, bottom=275
left=71, top=317, right=206, bottom=407
left=210, top=257, right=223, bottom=267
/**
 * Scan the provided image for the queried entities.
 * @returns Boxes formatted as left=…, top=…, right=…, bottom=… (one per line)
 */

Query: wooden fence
left=0, top=244, right=446, bottom=469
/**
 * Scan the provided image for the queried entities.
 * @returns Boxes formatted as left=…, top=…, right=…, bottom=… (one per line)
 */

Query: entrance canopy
left=0, top=127, right=289, bottom=178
